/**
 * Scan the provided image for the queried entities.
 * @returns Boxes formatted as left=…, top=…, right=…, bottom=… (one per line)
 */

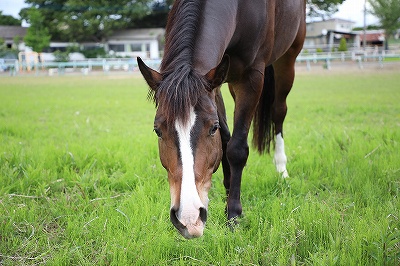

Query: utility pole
left=363, top=0, right=367, bottom=50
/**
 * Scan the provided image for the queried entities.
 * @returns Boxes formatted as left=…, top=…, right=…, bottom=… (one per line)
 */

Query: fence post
left=324, top=58, right=331, bottom=70
left=378, top=56, right=383, bottom=68
left=12, top=59, right=19, bottom=76
left=357, top=56, right=363, bottom=69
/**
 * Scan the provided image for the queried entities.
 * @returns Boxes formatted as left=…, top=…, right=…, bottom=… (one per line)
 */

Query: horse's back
left=193, top=0, right=305, bottom=76
left=221, top=0, right=305, bottom=80
left=268, top=0, right=306, bottom=63
left=233, top=0, right=306, bottom=65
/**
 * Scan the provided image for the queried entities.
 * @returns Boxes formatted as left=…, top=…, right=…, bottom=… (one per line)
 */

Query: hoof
left=280, top=169, right=289, bottom=178
left=227, top=216, right=240, bottom=232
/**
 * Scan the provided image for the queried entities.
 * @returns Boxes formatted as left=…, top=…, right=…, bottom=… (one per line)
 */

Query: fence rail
left=297, top=50, right=400, bottom=70
left=0, top=58, right=161, bottom=76
left=1, top=50, right=399, bottom=76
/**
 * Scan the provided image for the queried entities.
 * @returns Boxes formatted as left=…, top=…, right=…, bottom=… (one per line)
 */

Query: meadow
left=0, top=69, right=399, bottom=265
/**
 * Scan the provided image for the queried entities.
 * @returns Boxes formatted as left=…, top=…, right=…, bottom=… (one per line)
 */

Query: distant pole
left=363, top=0, right=367, bottom=50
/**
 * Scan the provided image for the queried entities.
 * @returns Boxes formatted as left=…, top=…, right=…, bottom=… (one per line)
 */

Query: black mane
left=149, top=0, right=208, bottom=125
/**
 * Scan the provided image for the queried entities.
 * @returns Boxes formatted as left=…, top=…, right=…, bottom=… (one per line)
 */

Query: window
left=130, top=44, right=142, bottom=52
left=109, top=44, right=125, bottom=52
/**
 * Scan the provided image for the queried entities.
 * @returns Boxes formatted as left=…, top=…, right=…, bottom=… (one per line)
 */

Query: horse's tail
left=252, top=65, right=275, bottom=154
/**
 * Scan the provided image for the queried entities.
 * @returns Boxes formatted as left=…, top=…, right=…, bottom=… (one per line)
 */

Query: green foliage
left=352, top=24, right=381, bottom=31
left=53, top=51, right=70, bottom=62
left=129, top=0, right=170, bottom=29
left=52, top=45, right=81, bottom=62
left=0, top=71, right=399, bottom=265
left=20, top=0, right=153, bottom=43
left=307, top=0, right=346, bottom=19
left=368, top=0, right=400, bottom=49
left=23, top=8, right=51, bottom=52
left=0, top=11, right=21, bottom=25
left=12, top=35, right=22, bottom=47
left=51, top=45, right=107, bottom=60
left=316, top=47, right=324, bottom=53
left=338, top=37, right=347, bottom=52
left=80, top=47, right=107, bottom=58
left=0, top=37, right=19, bottom=58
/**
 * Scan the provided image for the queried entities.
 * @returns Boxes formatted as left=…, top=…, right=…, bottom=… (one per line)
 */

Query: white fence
left=1, top=50, right=399, bottom=76
left=296, top=50, right=400, bottom=70
left=0, top=58, right=161, bottom=76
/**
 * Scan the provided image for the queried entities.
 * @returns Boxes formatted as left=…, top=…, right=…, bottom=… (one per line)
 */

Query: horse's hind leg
left=271, top=49, right=299, bottom=178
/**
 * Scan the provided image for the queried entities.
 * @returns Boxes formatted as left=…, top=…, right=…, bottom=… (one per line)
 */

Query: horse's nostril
left=170, top=208, right=186, bottom=231
left=170, top=207, right=207, bottom=238
left=199, top=207, right=207, bottom=223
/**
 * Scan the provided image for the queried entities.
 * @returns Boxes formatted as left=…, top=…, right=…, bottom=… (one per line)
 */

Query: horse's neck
left=193, top=0, right=238, bottom=75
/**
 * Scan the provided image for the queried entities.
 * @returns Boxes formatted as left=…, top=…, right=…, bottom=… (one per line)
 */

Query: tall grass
left=0, top=71, right=399, bottom=265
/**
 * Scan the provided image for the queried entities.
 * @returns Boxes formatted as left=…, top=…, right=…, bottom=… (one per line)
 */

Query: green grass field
left=1, top=70, right=399, bottom=265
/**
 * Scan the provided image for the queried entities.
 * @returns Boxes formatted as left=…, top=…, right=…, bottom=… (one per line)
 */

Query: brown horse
left=137, top=0, right=306, bottom=239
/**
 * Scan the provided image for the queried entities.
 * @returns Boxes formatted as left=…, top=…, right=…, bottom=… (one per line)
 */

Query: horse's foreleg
left=215, top=87, right=231, bottom=196
left=226, top=70, right=263, bottom=221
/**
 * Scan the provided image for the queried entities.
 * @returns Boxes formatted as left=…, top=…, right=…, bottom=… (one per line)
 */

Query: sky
left=335, top=0, right=379, bottom=26
left=0, top=0, right=379, bottom=27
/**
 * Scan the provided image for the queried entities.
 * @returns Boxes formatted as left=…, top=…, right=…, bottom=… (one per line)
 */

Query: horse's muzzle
left=170, top=207, right=207, bottom=239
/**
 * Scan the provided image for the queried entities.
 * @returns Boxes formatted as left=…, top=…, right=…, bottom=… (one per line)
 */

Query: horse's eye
left=209, top=122, right=220, bottom=136
left=154, top=127, right=162, bottom=138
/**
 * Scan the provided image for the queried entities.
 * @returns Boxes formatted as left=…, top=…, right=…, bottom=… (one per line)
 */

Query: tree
left=0, top=10, right=21, bottom=26
left=0, top=37, right=5, bottom=50
left=0, top=11, right=22, bottom=25
left=307, top=0, right=346, bottom=20
left=23, top=9, right=51, bottom=52
left=20, top=0, right=153, bottom=43
left=129, top=0, right=171, bottom=28
left=0, top=11, right=21, bottom=26
left=368, top=0, right=400, bottom=50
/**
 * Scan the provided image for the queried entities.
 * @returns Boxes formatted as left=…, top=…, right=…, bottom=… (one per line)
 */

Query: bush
left=80, top=47, right=107, bottom=58
left=53, top=50, right=69, bottom=62
left=338, top=37, right=347, bottom=52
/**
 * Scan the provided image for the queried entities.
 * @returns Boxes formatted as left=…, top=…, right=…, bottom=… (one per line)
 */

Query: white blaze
left=174, top=107, right=205, bottom=226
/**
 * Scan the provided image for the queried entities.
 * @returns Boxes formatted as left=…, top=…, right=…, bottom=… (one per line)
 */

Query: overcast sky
left=0, top=0, right=379, bottom=27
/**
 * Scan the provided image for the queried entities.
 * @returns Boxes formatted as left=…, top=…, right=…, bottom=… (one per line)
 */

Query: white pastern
left=273, top=133, right=289, bottom=178
left=174, top=107, right=205, bottom=226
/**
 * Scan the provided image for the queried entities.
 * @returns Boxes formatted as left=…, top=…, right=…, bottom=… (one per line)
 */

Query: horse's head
left=137, top=56, right=229, bottom=238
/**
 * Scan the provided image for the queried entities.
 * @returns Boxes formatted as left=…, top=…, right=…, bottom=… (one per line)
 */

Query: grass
left=0, top=70, right=399, bottom=265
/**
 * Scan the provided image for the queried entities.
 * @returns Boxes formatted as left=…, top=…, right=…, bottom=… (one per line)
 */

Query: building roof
left=353, top=30, right=385, bottom=42
left=109, top=28, right=165, bottom=41
left=0, top=26, right=27, bottom=39
left=360, top=33, right=385, bottom=42
left=307, top=18, right=355, bottom=25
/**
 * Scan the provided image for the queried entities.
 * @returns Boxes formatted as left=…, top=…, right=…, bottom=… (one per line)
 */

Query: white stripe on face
left=174, top=107, right=205, bottom=226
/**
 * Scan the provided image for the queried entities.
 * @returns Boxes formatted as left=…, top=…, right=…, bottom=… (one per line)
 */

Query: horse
left=137, top=0, right=306, bottom=239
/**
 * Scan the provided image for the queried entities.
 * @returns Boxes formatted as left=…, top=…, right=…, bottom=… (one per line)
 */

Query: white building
left=106, top=28, right=165, bottom=59
left=305, top=18, right=358, bottom=51
left=0, top=26, right=165, bottom=60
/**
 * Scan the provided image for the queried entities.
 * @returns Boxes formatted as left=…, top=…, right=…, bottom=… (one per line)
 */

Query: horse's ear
left=137, top=57, right=162, bottom=91
left=205, top=55, right=230, bottom=91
